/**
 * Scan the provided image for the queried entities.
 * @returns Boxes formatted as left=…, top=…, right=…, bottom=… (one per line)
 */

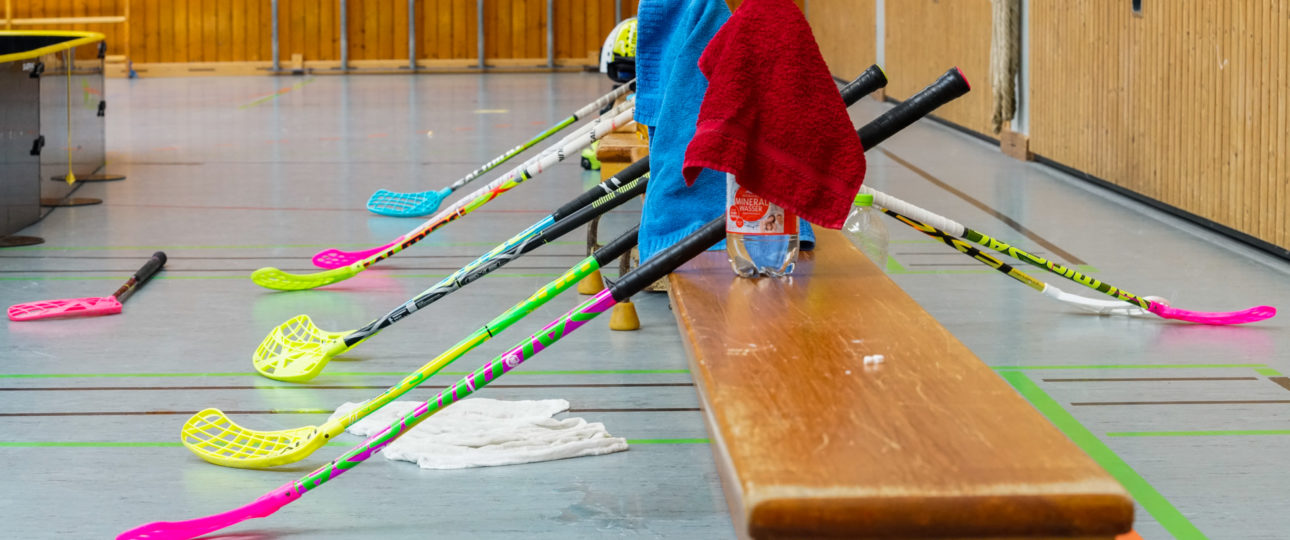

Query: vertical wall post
left=1011, top=0, right=1030, bottom=135
left=476, top=0, right=485, bottom=69
left=408, top=0, right=417, bottom=70
left=271, top=0, right=280, bottom=72
left=340, top=0, right=348, bottom=70
left=615, top=0, right=621, bottom=23
left=546, top=0, right=554, bottom=68
left=4, top=0, right=11, bottom=30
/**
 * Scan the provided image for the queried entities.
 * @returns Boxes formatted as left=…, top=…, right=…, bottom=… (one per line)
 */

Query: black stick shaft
left=112, top=251, right=167, bottom=303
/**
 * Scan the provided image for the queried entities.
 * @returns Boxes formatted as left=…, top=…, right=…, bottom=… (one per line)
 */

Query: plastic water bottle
left=726, top=173, right=798, bottom=278
left=843, top=192, right=889, bottom=270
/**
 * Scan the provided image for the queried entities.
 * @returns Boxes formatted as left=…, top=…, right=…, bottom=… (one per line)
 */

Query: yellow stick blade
left=181, top=408, right=331, bottom=468
left=250, top=264, right=361, bottom=291
left=253, top=314, right=356, bottom=383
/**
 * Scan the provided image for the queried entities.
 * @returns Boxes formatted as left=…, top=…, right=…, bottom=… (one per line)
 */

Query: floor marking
left=0, top=407, right=702, bottom=418
left=0, top=370, right=691, bottom=379
left=880, top=148, right=1086, bottom=265
left=999, top=371, right=1206, bottom=540
left=1107, top=430, right=1290, bottom=438
left=238, top=78, right=315, bottom=109
left=1256, top=367, right=1284, bottom=376
left=1072, top=400, right=1290, bottom=406
left=0, top=383, right=696, bottom=392
left=0, top=438, right=709, bottom=448
left=1042, top=377, right=1259, bottom=382
left=996, top=364, right=1267, bottom=370
left=1270, top=377, right=1290, bottom=392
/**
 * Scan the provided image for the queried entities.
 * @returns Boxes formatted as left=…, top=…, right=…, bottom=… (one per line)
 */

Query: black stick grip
left=857, top=67, right=970, bottom=150
left=551, top=156, right=650, bottom=221
left=609, top=217, right=725, bottom=301
left=591, top=225, right=640, bottom=267
left=134, top=251, right=167, bottom=283
left=533, top=176, right=650, bottom=248
left=839, top=65, right=887, bottom=106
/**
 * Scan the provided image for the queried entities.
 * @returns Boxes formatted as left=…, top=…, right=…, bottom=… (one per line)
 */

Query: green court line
left=884, top=256, right=907, bottom=273
left=0, top=438, right=708, bottom=448
left=0, top=369, right=690, bottom=379
left=0, top=241, right=581, bottom=251
left=1000, top=371, right=1207, bottom=539
left=1107, top=430, right=1290, bottom=438
left=1256, top=368, right=1283, bottom=376
left=995, top=364, right=1265, bottom=371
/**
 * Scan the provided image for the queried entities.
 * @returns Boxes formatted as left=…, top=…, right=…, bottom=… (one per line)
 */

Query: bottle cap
left=853, top=193, right=874, bottom=206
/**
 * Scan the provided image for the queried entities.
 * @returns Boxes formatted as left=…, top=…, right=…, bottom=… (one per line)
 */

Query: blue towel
left=635, top=0, right=813, bottom=261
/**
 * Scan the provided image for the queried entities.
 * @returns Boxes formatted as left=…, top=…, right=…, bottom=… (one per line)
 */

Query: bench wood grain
left=667, top=230, right=1133, bottom=539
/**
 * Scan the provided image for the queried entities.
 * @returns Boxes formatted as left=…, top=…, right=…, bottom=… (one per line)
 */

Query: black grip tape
left=838, top=65, right=887, bottom=106
left=591, top=226, right=640, bottom=267
left=551, top=156, right=650, bottom=221
left=609, top=217, right=725, bottom=301
left=135, top=252, right=167, bottom=283
left=533, top=176, right=650, bottom=250
left=856, top=67, right=970, bottom=150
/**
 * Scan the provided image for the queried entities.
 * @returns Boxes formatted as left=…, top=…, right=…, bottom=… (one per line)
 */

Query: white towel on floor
left=330, top=398, right=629, bottom=470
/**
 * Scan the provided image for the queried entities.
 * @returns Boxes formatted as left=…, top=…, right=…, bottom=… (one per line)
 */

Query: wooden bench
left=668, top=230, right=1133, bottom=539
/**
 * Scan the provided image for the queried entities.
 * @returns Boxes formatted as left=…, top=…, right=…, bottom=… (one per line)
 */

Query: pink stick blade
left=116, top=484, right=297, bottom=540
left=1147, top=301, right=1277, bottom=325
left=311, top=239, right=402, bottom=269
left=8, top=296, right=123, bottom=321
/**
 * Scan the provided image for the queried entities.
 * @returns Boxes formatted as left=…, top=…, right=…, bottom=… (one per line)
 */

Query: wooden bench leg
left=609, top=248, right=639, bottom=331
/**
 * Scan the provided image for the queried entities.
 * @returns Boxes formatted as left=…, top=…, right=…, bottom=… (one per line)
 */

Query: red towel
left=681, top=0, right=866, bottom=229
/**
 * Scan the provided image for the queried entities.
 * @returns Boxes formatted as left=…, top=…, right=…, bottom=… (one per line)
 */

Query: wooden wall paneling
left=393, top=0, right=408, bottom=62
left=529, top=0, right=542, bottom=58
left=554, top=0, right=570, bottom=60
left=1029, top=1, right=1288, bottom=251
left=569, top=0, right=584, bottom=61
left=586, top=0, right=601, bottom=60
left=805, top=0, right=876, bottom=82
left=510, top=0, right=525, bottom=58
left=459, top=0, right=474, bottom=60
left=882, top=0, right=992, bottom=134
left=230, top=0, right=245, bottom=62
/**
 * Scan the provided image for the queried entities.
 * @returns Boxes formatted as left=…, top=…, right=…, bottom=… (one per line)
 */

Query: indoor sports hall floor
left=1, top=72, right=1286, bottom=539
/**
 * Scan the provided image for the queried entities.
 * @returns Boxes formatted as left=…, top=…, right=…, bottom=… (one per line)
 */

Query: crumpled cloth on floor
left=330, top=398, right=629, bottom=470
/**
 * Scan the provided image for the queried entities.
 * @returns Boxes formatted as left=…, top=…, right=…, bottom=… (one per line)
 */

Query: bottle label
left=726, top=176, right=798, bottom=236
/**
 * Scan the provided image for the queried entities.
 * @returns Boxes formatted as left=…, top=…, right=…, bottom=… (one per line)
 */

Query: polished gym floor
left=1, top=72, right=1286, bottom=539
